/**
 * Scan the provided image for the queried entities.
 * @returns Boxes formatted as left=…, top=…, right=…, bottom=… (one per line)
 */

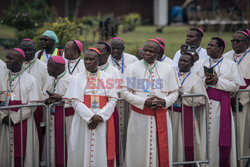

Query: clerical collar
left=9, top=70, right=23, bottom=76
left=87, top=70, right=98, bottom=77
left=211, top=56, right=223, bottom=63
left=179, top=71, right=189, bottom=76
left=68, top=57, right=81, bottom=64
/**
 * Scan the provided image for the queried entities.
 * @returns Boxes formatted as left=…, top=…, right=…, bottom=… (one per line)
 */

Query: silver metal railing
left=172, top=94, right=210, bottom=166
left=0, top=103, right=48, bottom=167
left=236, top=89, right=250, bottom=167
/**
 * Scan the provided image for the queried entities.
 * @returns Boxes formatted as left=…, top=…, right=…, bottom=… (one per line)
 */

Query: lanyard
left=161, top=55, right=166, bottom=62
left=23, top=58, right=36, bottom=72
left=234, top=49, right=250, bottom=65
left=8, top=70, right=24, bottom=92
left=100, top=63, right=109, bottom=71
left=52, top=71, right=66, bottom=93
left=209, top=57, right=224, bottom=68
left=196, top=47, right=201, bottom=53
left=112, top=55, right=124, bottom=73
left=85, top=70, right=100, bottom=91
left=144, top=60, right=157, bottom=80
left=178, top=71, right=191, bottom=86
left=68, top=58, right=81, bottom=75
left=45, top=49, right=55, bottom=60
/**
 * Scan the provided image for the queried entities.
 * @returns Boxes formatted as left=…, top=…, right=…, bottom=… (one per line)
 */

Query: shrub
left=121, top=13, right=141, bottom=32
left=1, top=1, right=56, bottom=31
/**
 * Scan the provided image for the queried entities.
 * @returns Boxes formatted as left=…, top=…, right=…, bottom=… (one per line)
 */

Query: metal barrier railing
left=0, top=103, right=48, bottom=167
left=172, top=94, right=210, bottom=167
left=236, top=89, right=250, bottom=167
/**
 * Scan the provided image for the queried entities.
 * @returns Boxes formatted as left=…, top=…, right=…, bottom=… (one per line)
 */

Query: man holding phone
left=194, top=37, right=245, bottom=167
left=42, top=56, right=74, bottom=166
left=172, top=27, right=208, bottom=70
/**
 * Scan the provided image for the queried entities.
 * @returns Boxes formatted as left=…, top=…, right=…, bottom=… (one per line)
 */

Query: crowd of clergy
left=0, top=27, right=249, bottom=167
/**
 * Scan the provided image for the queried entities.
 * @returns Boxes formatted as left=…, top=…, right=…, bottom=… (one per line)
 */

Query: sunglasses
left=39, top=38, right=50, bottom=42
left=231, top=39, right=247, bottom=43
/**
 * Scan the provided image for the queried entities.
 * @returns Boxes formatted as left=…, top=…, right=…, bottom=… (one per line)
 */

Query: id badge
left=143, top=80, right=153, bottom=93
left=91, top=95, right=100, bottom=109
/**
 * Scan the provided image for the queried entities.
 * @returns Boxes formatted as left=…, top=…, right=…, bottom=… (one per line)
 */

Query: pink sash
left=207, top=87, right=231, bottom=167
left=52, top=106, right=74, bottom=167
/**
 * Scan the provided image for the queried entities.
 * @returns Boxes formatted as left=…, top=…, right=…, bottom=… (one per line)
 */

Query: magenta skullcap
left=13, top=48, right=25, bottom=58
left=195, top=27, right=204, bottom=36
left=51, top=56, right=65, bottom=64
left=237, top=31, right=249, bottom=39
left=21, top=38, right=34, bottom=43
left=155, top=37, right=165, bottom=46
left=112, top=37, right=124, bottom=41
left=74, top=40, right=83, bottom=53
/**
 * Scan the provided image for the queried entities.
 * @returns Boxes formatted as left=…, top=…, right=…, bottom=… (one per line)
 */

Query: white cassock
left=160, top=55, right=173, bottom=65
left=0, top=59, right=7, bottom=76
left=0, top=70, right=42, bottom=167
left=171, top=71, right=208, bottom=163
left=223, top=48, right=250, bottom=166
left=172, top=46, right=208, bottom=70
left=108, top=52, right=139, bottom=75
left=99, top=62, right=125, bottom=164
left=42, top=72, right=73, bottom=166
left=0, top=59, right=5, bottom=68
left=108, top=52, right=139, bottom=156
left=65, top=70, right=117, bottom=167
left=195, top=57, right=245, bottom=167
left=120, top=60, right=179, bottom=167
left=22, top=58, right=48, bottom=90
left=65, top=57, right=85, bottom=75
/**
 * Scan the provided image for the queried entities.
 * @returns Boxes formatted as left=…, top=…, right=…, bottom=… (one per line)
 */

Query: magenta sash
left=240, top=78, right=250, bottom=89
left=173, top=105, right=194, bottom=165
left=8, top=100, right=27, bottom=167
left=207, top=87, right=231, bottom=167
left=34, top=106, right=43, bottom=159
left=52, top=106, right=74, bottom=167
left=113, top=107, right=120, bottom=165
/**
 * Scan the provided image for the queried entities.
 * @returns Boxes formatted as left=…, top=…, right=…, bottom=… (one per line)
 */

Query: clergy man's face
left=207, top=39, right=223, bottom=59
left=64, top=41, right=79, bottom=60
left=185, top=30, right=201, bottom=47
left=178, top=54, right=194, bottom=72
left=143, top=41, right=159, bottom=64
left=111, top=39, right=124, bottom=60
left=96, top=44, right=109, bottom=65
left=5, top=50, right=24, bottom=72
left=232, top=33, right=249, bottom=54
left=84, top=50, right=100, bottom=73
left=20, top=41, right=35, bottom=62
left=40, top=36, right=55, bottom=50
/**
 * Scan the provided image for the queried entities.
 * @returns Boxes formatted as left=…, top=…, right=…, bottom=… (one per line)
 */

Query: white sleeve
left=120, top=88, right=146, bottom=110
left=164, top=90, right=178, bottom=108
left=10, top=107, right=33, bottom=124
left=97, top=97, right=117, bottom=121
left=72, top=100, right=94, bottom=122
left=172, top=50, right=181, bottom=68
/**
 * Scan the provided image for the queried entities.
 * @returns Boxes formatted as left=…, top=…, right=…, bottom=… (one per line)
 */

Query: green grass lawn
left=0, top=25, right=234, bottom=61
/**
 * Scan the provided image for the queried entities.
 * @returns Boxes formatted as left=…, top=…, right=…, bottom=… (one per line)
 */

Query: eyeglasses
left=39, top=38, right=49, bottom=42
left=231, top=39, right=247, bottom=44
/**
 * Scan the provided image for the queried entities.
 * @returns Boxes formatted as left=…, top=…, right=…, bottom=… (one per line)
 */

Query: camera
left=184, top=44, right=196, bottom=52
